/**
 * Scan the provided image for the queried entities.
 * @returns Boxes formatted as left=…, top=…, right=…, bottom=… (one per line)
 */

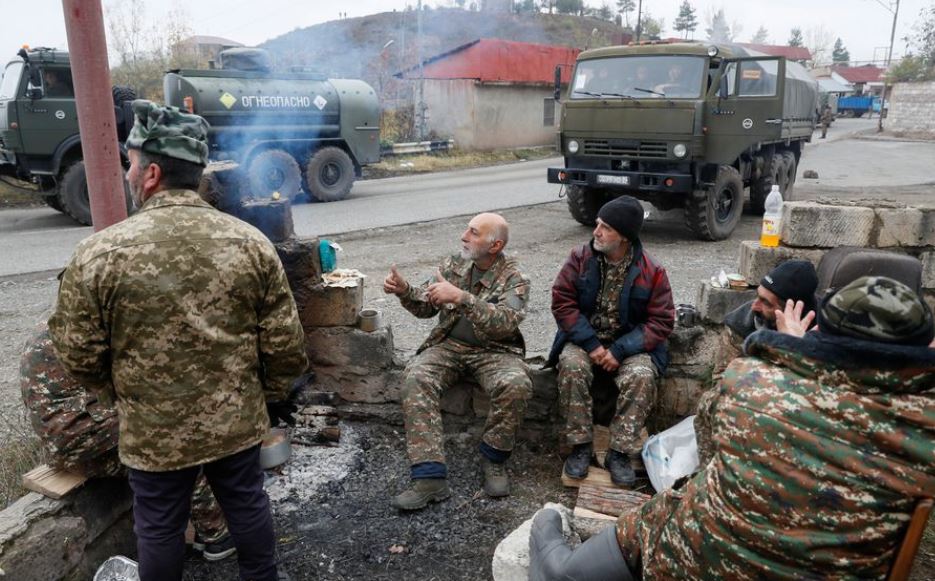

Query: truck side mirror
left=27, top=66, right=43, bottom=99
left=554, top=65, right=562, bottom=102
left=719, top=74, right=729, bottom=100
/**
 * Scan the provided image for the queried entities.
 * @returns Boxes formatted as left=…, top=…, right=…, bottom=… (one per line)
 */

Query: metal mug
left=676, top=304, right=698, bottom=327
left=358, top=308, right=383, bottom=332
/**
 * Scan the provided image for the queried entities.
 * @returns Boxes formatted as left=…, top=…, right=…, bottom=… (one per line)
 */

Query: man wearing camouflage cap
left=49, top=100, right=307, bottom=581
left=530, top=275, right=935, bottom=580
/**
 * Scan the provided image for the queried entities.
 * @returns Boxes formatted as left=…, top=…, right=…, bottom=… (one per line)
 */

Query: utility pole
left=62, top=0, right=128, bottom=230
left=635, top=0, right=643, bottom=42
left=417, top=0, right=426, bottom=141
left=878, top=0, right=899, bottom=132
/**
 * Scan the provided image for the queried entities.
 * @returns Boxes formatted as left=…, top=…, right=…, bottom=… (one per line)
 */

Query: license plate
left=596, top=174, right=629, bottom=185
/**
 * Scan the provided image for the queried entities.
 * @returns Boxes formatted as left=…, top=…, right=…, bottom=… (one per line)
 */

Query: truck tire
left=59, top=162, right=93, bottom=225
left=565, top=185, right=607, bottom=226
left=248, top=149, right=302, bottom=200
left=44, top=193, right=64, bottom=212
left=779, top=151, right=797, bottom=201
left=748, top=153, right=783, bottom=214
left=112, top=86, right=137, bottom=140
left=685, top=165, right=743, bottom=241
left=303, top=147, right=355, bottom=202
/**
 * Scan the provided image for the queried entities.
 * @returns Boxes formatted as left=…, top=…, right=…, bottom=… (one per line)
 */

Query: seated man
left=549, top=196, right=674, bottom=487
left=530, top=275, right=935, bottom=580
left=20, top=322, right=235, bottom=561
left=384, top=213, right=532, bottom=510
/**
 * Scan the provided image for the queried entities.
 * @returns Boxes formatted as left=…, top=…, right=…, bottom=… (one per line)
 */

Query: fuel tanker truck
left=547, top=42, right=819, bottom=240
left=164, top=47, right=380, bottom=203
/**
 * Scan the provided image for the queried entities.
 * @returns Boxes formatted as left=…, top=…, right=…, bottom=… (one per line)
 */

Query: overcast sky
left=1, top=0, right=927, bottom=68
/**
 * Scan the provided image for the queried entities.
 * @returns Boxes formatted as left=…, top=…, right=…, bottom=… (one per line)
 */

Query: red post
left=61, top=0, right=127, bottom=230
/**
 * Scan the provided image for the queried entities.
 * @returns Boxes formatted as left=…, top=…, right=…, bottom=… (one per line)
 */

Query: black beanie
left=597, top=196, right=644, bottom=242
left=761, top=260, right=819, bottom=312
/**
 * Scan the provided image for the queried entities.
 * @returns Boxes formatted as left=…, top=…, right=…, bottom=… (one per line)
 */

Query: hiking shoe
left=391, top=478, right=450, bottom=510
left=482, top=459, right=510, bottom=497
left=563, top=443, right=592, bottom=480
left=202, top=533, right=237, bottom=561
left=606, top=450, right=636, bottom=487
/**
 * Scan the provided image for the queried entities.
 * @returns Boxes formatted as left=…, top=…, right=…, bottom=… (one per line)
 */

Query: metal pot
left=259, top=428, right=291, bottom=470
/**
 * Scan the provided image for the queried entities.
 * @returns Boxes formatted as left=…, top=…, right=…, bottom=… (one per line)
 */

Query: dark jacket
left=547, top=239, right=675, bottom=372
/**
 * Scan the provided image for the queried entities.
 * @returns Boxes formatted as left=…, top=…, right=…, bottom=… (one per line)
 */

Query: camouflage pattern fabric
left=126, top=100, right=209, bottom=166
left=819, top=275, right=934, bottom=345
left=693, top=327, right=743, bottom=466
left=615, top=328, right=935, bottom=579
left=402, top=340, right=532, bottom=465
left=400, top=253, right=530, bottom=356
left=590, top=252, right=632, bottom=343
left=48, top=189, right=308, bottom=471
left=20, top=323, right=229, bottom=542
left=557, top=345, right=656, bottom=455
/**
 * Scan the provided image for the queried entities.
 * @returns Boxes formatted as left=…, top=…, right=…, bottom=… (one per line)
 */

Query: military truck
left=0, top=47, right=136, bottom=224
left=164, top=48, right=380, bottom=203
left=547, top=42, right=819, bottom=240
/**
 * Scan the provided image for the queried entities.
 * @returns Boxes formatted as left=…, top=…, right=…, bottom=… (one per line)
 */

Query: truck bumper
left=547, top=166, right=693, bottom=194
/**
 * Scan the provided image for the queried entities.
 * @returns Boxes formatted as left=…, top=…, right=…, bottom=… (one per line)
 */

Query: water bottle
left=759, top=185, right=783, bottom=247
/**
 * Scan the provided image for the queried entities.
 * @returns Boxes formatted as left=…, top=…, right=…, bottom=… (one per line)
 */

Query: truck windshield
left=0, top=62, right=24, bottom=99
left=570, top=55, right=705, bottom=99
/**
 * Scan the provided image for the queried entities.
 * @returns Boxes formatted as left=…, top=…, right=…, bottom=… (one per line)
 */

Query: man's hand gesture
left=383, top=264, right=409, bottom=296
left=426, top=270, right=465, bottom=306
left=775, top=299, right=816, bottom=338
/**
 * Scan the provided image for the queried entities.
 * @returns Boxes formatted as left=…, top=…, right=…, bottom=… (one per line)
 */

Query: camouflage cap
left=818, top=275, right=934, bottom=346
left=126, top=100, right=209, bottom=166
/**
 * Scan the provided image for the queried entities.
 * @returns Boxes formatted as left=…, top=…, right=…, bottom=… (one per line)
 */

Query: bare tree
left=804, top=24, right=834, bottom=66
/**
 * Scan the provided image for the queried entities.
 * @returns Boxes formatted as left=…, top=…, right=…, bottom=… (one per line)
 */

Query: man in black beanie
left=547, top=196, right=675, bottom=487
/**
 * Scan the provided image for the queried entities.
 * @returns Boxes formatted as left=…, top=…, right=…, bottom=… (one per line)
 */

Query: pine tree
left=788, top=27, right=804, bottom=47
left=616, top=0, right=636, bottom=28
left=750, top=25, right=769, bottom=44
left=705, top=9, right=732, bottom=43
left=831, top=38, right=850, bottom=64
left=673, top=1, right=699, bottom=39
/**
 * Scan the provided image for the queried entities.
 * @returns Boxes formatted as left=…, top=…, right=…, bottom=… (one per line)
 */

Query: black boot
left=563, top=443, right=592, bottom=479
left=605, top=449, right=636, bottom=487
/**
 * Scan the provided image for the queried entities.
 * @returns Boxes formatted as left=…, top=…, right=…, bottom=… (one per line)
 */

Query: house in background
left=175, top=35, right=244, bottom=67
left=395, top=38, right=580, bottom=150
left=828, top=64, right=885, bottom=95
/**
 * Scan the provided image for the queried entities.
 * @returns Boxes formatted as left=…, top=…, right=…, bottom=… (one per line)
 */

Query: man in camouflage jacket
left=530, top=276, right=935, bottom=580
left=548, top=196, right=674, bottom=487
left=383, top=212, right=532, bottom=510
left=48, top=101, right=307, bottom=581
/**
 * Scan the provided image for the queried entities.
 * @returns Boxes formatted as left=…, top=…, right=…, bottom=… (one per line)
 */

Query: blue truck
left=836, top=95, right=881, bottom=117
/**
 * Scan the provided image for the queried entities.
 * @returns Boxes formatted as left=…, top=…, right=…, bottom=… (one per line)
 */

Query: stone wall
left=886, top=81, right=935, bottom=134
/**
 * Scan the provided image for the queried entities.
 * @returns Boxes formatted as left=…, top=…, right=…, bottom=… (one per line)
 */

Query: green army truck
left=547, top=42, right=819, bottom=240
left=0, top=47, right=137, bottom=224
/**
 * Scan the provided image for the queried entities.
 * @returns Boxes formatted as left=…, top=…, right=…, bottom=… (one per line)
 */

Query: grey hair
left=488, top=221, right=509, bottom=247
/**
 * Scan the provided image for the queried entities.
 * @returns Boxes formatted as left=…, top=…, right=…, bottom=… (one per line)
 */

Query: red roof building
left=831, top=65, right=884, bottom=84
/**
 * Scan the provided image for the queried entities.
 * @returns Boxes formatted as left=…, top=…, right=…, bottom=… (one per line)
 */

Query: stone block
left=652, top=375, right=706, bottom=428
left=0, top=516, right=87, bottom=581
left=440, top=384, right=475, bottom=416
left=780, top=202, right=875, bottom=247
left=695, top=281, right=756, bottom=324
left=923, top=252, right=935, bottom=290
left=923, top=290, right=935, bottom=315
left=492, top=503, right=576, bottom=581
left=276, top=238, right=322, bottom=296
left=875, top=207, right=935, bottom=248
left=68, top=477, right=133, bottom=543
left=316, top=367, right=404, bottom=404
left=738, top=241, right=826, bottom=285
left=197, top=161, right=246, bottom=213
left=73, top=514, right=136, bottom=581
left=0, top=493, right=64, bottom=546
left=238, top=199, right=295, bottom=243
left=300, top=279, right=364, bottom=328
left=305, top=326, right=394, bottom=369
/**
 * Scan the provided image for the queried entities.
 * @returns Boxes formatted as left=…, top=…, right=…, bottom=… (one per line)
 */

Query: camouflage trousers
left=556, top=344, right=657, bottom=455
left=402, top=340, right=532, bottom=466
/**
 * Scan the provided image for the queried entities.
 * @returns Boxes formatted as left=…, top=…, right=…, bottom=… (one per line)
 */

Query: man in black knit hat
left=547, top=196, right=675, bottom=487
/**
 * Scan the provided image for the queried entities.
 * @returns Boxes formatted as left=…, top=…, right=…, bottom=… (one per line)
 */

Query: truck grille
left=583, top=139, right=668, bottom=159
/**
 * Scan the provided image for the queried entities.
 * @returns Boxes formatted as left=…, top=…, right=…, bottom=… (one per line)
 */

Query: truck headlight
left=673, top=143, right=688, bottom=158
left=567, top=140, right=580, bottom=154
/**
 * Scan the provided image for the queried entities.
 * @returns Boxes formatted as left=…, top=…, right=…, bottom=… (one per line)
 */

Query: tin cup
left=676, top=304, right=698, bottom=327
left=358, top=308, right=383, bottom=332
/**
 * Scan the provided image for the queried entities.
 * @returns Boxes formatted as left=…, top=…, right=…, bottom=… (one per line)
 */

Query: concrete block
left=300, top=279, right=364, bottom=327
left=492, top=503, right=577, bottom=581
left=68, top=477, right=133, bottom=543
left=695, top=281, right=756, bottom=324
left=276, top=238, right=322, bottom=296
left=738, top=241, right=826, bottom=285
left=0, top=493, right=64, bottom=546
left=667, top=324, right=724, bottom=368
left=305, top=326, right=394, bottom=369
left=780, top=202, right=875, bottom=247
left=73, top=515, right=136, bottom=581
left=316, top=367, right=404, bottom=404
left=0, top=516, right=87, bottom=581
left=923, top=252, right=935, bottom=290
left=653, top=375, right=706, bottom=425
left=198, top=160, right=246, bottom=213
left=441, top=384, right=474, bottom=416
left=875, top=207, right=935, bottom=248
left=239, top=199, right=295, bottom=243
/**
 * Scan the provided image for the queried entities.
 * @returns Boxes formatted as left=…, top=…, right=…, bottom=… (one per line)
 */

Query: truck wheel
left=44, top=194, right=64, bottom=212
left=685, top=165, right=743, bottom=241
left=565, top=185, right=607, bottom=226
left=779, top=151, right=797, bottom=201
left=59, top=162, right=93, bottom=225
left=248, top=149, right=302, bottom=200
left=748, top=153, right=783, bottom=215
left=303, top=147, right=355, bottom=202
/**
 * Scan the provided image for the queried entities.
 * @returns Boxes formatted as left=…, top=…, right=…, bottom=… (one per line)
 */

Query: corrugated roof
left=816, top=78, right=852, bottom=93
left=832, top=65, right=884, bottom=83
left=395, top=38, right=580, bottom=84
left=738, top=43, right=812, bottom=61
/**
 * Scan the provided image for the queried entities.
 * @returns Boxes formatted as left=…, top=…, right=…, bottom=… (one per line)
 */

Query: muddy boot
left=605, top=449, right=636, bottom=488
left=482, top=458, right=510, bottom=497
left=563, top=443, right=592, bottom=479
left=391, top=478, right=450, bottom=510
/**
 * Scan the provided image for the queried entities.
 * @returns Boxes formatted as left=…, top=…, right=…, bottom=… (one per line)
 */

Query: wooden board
left=22, top=464, right=87, bottom=499
left=573, top=506, right=618, bottom=521
left=562, top=466, right=614, bottom=489
left=576, top=481, right=652, bottom=517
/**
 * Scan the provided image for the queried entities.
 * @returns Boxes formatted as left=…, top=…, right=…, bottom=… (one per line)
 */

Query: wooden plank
left=574, top=506, right=618, bottom=522
left=888, top=498, right=933, bottom=581
left=22, top=464, right=87, bottom=499
left=562, top=466, right=614, bottom=489
left=577, top=481, right=652, bottom=517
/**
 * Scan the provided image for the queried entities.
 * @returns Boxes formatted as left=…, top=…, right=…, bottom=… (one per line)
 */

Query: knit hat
left=126, top=100, right=209, bottom=166
left=818, top=275, right=934, bottom=346
left=761, top=260, right=819, bottom=312
left=597, top=196, right=644, bottom=242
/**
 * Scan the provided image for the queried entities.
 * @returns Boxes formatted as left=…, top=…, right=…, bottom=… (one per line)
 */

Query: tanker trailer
left=164, top=48, right=380, bottom=202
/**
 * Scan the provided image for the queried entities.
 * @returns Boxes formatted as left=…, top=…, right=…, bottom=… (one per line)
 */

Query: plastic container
left=760, top=185, right=783, bottom=247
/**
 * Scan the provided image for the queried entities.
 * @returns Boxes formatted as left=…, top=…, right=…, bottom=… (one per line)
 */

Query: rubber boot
left=482, top=458, right=510, bottom=497
left=605, top=449, right=636, bottom=487
left=390, top=478, right=450, bottom=510
left=563, top=442, right=592, bottom=479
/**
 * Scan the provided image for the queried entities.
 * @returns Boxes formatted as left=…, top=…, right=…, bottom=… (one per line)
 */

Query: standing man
left=819, top=104, right=834, bottom=138
left=49, top=101, right=307, bottom=581
left=548, top=196, right=674, bottom=487
left=383, top=213, right=532, bottom=510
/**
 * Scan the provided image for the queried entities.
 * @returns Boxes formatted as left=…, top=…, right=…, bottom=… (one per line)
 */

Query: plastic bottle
left=760, top=185, right=783, bottom=247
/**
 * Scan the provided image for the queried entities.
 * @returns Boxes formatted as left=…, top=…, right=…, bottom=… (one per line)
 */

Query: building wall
left=422, top=79, right=477, bottom=147
left=887, top=81, right=935, bottom=134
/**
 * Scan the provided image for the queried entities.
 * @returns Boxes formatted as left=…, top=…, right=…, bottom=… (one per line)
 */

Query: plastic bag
left=641, top=415, right=699, bottom=493
left=93, top=556, right=139, bottom=581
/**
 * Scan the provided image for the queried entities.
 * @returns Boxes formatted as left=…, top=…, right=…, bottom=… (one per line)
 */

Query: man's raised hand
left=383, top=263, right=409, bottom=296
left=426, top=269, right=464, bottom=306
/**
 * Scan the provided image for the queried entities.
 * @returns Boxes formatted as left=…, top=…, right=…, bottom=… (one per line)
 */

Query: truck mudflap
left=547, top=167, right=693, bottom=193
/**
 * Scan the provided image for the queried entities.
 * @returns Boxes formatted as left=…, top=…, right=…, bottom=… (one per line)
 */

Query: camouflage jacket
left=617, top=329, right=935, bottom=579
left=48, top=189, right=308, bottom=471
left=400, top=253, right=530, bottom=356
